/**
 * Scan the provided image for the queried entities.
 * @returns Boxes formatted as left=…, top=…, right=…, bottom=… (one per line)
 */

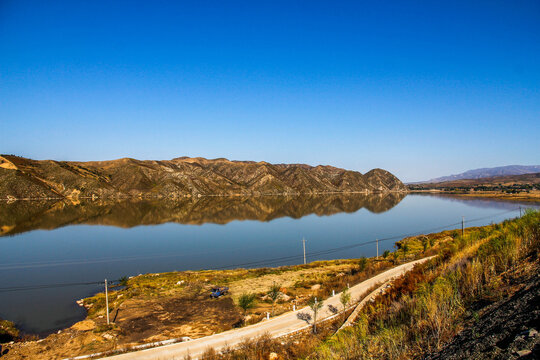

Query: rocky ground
left=425, top=257, right=540, bottom=360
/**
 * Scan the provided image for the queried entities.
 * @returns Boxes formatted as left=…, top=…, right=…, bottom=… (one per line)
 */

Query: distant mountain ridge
left=0, top=155, right=407, bottom=200
left=423, top=165, right=540, bottom=183
left=409, top=172, right=540, bottom=190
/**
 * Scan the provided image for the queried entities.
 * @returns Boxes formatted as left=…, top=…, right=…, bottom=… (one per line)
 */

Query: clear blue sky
left=1, top=1, right=539, bottom=182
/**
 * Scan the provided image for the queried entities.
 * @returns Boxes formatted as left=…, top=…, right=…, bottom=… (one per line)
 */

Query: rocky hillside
left=425, top=263, right=540, bottom=360
left=0, top=155, right=407, bottom=200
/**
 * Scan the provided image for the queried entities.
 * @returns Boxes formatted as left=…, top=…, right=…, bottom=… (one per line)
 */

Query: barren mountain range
left=421, top=165, right=540, bottom=183
left=410, top=172, right=540, bottom=189
left=0, top=155, right=407, bottom=200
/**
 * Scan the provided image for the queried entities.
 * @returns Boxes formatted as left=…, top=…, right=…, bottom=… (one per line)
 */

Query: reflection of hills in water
left=416, top=194, right=540, bottom=211
left=0, top=193, right=406, bottom=236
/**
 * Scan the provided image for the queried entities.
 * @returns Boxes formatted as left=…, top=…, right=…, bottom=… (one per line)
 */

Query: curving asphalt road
left=103, top=257, right=432, bottom=360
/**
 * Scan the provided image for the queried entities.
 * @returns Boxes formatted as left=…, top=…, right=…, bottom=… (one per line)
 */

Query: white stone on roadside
left=280, top=293, right=291, bottom=301
left=516, top=350, right=531, bottom=357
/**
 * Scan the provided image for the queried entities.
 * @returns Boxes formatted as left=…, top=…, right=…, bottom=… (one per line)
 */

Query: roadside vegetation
left=313, top=210, right=540, bottom=359
left=194, top=210, right=539, bottom=360
left=5, top=212, right=538, bottom=359
left=237, top=293, right=257, bottom=322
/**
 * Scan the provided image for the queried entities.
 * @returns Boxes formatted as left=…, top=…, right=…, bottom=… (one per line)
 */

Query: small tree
left=118, top=276, right=129, bottom=287
left=237, top=293, right=257, bottom=323
left=358, top=257, right=367, bottom=272
left=383, top=250, right=390, bottom=259
left=339, top=288, right=351, bottom=312
left=267, top=282, right=282, bottom=316
left=308, top=296, right=324, bottom=333
left=422, top=236, right=429, bottom=252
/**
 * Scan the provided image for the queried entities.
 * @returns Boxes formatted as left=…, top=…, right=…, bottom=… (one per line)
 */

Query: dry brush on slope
left=312, top=210, right=540, bottom=360
left=183, top=213, right=540, bottom=360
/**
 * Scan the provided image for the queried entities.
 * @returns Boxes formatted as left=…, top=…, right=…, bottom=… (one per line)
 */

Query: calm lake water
left=0, top=194, right=538, bottom=335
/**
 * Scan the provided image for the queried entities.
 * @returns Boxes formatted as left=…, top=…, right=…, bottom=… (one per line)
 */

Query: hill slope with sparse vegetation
left=312, top=210, right=540, bottom=360
left=0, top=155, right=407, bottom=200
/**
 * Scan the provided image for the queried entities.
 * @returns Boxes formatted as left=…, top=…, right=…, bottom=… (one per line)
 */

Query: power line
left=203, top=208, right=521, bottom=269
left=0, top=281, right=105, bottom=293
left=0, top=209, right=521, bottom=272
left=0, top=208, right=523, bottom=293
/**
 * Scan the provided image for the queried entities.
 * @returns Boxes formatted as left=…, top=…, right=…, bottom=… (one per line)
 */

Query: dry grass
left=312, top=210, right=540, bottom=360
left=4, top=219, right=479, bottom=359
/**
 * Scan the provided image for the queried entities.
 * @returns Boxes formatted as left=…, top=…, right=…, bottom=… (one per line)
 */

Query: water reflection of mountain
left=414, top=194, right=540, bottom=211
left=0, top=193, right=406, bottom=236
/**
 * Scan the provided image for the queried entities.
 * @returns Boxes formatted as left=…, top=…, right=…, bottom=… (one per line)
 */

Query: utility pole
left=520, top=206, right=522, bottom=218
left=462, top=217, right=465, bottom=238
left=376, top=238, right=379, bottom=259
left=105, top=279, right=110, bottom=325
left=302, top=237, right=306, bottom=265
left=313, top=297, right=318, bottom=334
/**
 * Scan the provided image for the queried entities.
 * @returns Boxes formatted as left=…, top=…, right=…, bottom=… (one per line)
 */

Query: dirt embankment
left=425, top=259, right=540, bottom=360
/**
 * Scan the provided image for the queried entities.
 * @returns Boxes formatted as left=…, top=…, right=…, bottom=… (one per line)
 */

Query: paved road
left=103, top=258, right=431, bottom=360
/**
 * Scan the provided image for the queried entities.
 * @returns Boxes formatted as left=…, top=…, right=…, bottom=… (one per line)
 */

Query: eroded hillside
left=0, top=155, right=407, bottom=200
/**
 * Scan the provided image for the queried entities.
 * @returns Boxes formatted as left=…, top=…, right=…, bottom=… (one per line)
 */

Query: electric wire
left=0, top=207, right=524, bottom=293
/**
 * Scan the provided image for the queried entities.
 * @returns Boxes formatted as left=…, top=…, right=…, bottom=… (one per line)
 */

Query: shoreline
left=1, top=224, right=482, bottom=358
left=3, top=215, right=536, bottom=359
left=0, top=190, right=408, bottom=202
left=408, top=189, right=540, bottom=202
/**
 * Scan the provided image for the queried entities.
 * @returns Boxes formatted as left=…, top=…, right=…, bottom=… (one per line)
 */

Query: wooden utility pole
left=462, top=217, right=465, bottom=238
left=376, top=238, right=379, bottom=259
left=313, top=297, right=318, bottom=334
left=302, top=237, right=306, bottom=265
left=105, top=279, right=110, bottom=325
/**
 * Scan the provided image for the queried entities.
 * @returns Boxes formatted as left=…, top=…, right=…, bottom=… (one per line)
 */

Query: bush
left=0, top=319, right=19, bottom=342
left=313, top=210, right=540, bottom=359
